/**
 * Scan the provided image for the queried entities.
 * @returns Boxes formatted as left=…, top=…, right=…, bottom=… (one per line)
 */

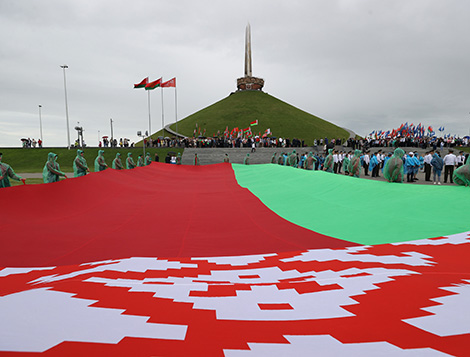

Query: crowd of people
left=1, top=147, right=470, bottom=188
left=20, top=138, right=43, bottom=148
left=268, top=148, right=470, bottom=186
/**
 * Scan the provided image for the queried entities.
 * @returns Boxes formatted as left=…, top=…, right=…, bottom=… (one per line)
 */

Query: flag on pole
left=250, top=120, right=258, bottom=126
left=243, top=127, right=251, bottom=133
left=134, top=77, right=148, bottom=89
left=145, top=78, right=162, bottom=90
left=161, top=77, right=176, bottom=88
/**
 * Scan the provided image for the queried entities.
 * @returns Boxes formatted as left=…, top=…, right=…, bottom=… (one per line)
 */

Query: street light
left=38, top=105, right=43, bottom=143
left=137, top=130, right=149, bottom=159
left=60, top=65, right=71, bottom=149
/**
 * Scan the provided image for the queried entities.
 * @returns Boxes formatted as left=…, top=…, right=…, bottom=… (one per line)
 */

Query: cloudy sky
left=1, top=0, right=469, bottom=147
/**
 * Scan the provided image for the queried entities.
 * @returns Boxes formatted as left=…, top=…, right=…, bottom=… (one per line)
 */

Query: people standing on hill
left=73, top=149, right=90, bottom=177
left=431, top=152, right=444, bottom=185
left=0, top=152, right=25, bottom=187
left=43, top=153, right=67, bottom=183
left=94, top=150, right=108, bottom=172
left=126, top=153, right=136, bottom=169
left=443, top=150, right=457, bottom=183
left=112, top=153, right=124, bottom=170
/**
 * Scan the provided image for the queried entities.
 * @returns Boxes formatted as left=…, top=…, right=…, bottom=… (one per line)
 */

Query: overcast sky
left=1, top=0, right=469, bottom=147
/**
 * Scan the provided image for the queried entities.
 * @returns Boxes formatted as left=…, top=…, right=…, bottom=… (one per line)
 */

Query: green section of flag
left=232, top=164, right=470, bottom=245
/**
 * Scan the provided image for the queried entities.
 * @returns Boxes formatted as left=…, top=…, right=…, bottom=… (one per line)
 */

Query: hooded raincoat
left=43, top=152, right=66, bottom=183
left=73, top=149, right=89, bottom=177
left=112, top=153, right=123, bottom=170
left=453, top=156, right=470, bottom=186
left=0, top=155, right=23, bottom=188
left=94, top=150, right=107, bottom=172
left=348, top=150, right=362, bottom=178
left=383, top=148, right=405, bottom=183
left=324, top=149, right=334, bottom=172
left=126, top=153, right=136, bottom=169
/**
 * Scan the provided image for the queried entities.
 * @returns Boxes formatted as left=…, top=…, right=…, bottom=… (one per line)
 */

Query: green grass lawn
left=1, top=147, right=183, bottom=173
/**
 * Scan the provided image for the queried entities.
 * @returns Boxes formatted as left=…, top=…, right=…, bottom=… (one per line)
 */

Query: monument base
left=237, top=76, right=264, bottom=91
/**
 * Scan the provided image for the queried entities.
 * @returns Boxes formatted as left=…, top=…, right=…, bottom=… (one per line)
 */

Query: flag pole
left=175, top=85, right=178, bottom=134
left=147, top=90, right=151, bottom=138
left=161, top=84, right=165, bottom=140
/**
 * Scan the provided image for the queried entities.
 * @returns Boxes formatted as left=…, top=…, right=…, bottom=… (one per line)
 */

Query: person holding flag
left=126, top=153, right=136, bottom=169
left=194, top=153, right=200, bottom=166
left=94, top=150, right=108, bottom=172
left=244, top=153, right=250, bottom=165
left=348, top=150, right=362, bottom=178
left=43, top=152, right=67, bottom=183
left=137, top=154, right=144, bottom=167
left=112, top=153, right=124, bottom=170
left=73, top=149, right=90, bottom=177
left=145, top=152, right=152, bottom=166
left=324, top=149, right=334, bottom=173
left=0, top=152, right=25, bottom=187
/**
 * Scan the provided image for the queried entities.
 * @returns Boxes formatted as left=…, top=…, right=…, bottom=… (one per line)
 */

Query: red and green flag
left=145, top=78, right=162, bottom=90
left=250, top=120, right=258, bottom=126
left=161, top=77, right=176, bottom=88
left=134, top=77, right=148, bottom=89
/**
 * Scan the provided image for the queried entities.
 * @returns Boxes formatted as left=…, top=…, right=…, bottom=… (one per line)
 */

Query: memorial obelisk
left=237, top=23, right=264, bottom=91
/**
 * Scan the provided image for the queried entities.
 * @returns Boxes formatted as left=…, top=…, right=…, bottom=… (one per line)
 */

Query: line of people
left=42, top=150, right=157, bottom=183
left=269, top=148, right=470, bottom=186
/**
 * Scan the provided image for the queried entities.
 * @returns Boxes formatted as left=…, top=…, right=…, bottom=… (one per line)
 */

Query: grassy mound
left=168, top=91, right=348, bottom=143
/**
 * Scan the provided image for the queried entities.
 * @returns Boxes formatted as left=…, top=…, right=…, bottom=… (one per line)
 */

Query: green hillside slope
left=168, top=91, right=348, bottom=143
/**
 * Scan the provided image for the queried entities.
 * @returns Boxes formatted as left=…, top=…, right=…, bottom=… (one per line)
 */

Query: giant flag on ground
left=1, top=163, right=469, bottom=356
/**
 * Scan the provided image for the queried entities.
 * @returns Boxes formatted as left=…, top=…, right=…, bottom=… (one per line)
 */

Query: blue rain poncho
left=94, top=150, right=107, bottom=172
left=112, top=153, right=123, bottom=170
left=0, top=155, right=23, bottom=188
left=430, top=153, right=444, bottom=172
left=369, top=154, right=378, bottom=173
left=348, top=150, right=362, bottom=178
left=324, top=149, right=334, bottom=173
left=73, top=149, right=89, bottom=177
left=43, top=152, right=66, bottom=183
left=383, top=148, right=405, bottom=183
left=126, top=153, right=136, bottom=169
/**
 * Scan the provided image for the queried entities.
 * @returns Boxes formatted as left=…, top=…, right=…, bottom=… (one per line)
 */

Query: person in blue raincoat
left=369, top=153, right=379, bottom=177
left=405, top=152, right=419, bottom=182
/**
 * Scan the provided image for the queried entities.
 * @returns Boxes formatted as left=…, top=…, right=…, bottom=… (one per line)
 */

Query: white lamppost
left=38, top=105, right=43, bottom=143
left=60, top=65, right=71, bottom=148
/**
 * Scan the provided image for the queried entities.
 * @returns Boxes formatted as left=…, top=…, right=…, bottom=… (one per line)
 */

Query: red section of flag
left=145, top=78, right=162, bottom=90
left=161, top=77, right=176, bottom=88
left=134, top=77, right=148, bottom=88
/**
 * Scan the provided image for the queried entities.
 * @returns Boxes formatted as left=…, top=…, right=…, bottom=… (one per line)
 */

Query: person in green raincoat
left=112, top=153, right=124, bottom=170
left=324, top=149, right=334, bottom=173
left=303, top=152, right=317, bottom=170
left=288, top=150, right=298, bottom=167
left=145, top=152, right=152, bottom=166
left=271, top=152, right=277, bottom=164
left=137, top=154, right=144, bottom=167
left=383, top=148, right=405, bottom=183
left=73, top=149, right=90, bottom=177
left=176, top=153, right=182, bottom=165
left=348, top=150, right=362, bottom=178
left=453, top=155, right=470, bottom=186
left=43, top=152, right=67, bottom=183
left=0, top=152, right=25, bottom=187
left=94, top=150, right=108, bottom=172
left=126, top=152, right=136, bottom=169
left=244, top=153, right=250, bottom=165
left=194, top=153, right=200, bottom=166
left=223, top=153, right=230, bottom=163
